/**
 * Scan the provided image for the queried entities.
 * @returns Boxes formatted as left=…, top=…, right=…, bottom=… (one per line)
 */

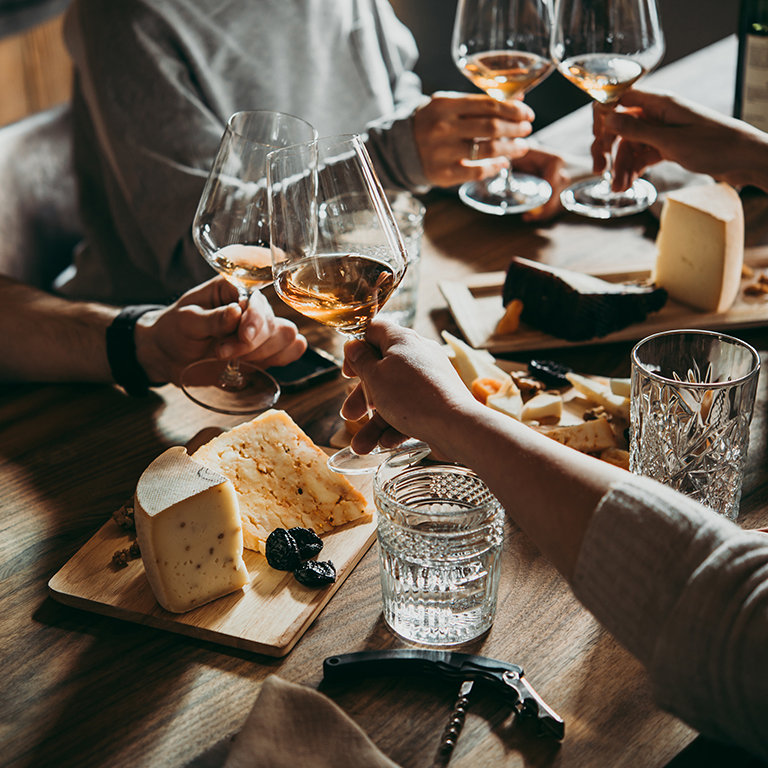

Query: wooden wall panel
left=0, top=14, right=72, bottom=128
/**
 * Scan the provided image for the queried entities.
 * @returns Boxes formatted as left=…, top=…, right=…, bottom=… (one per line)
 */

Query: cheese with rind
left=134, top=447, right=250, bottom=613
left=192, top=410, right=368, bottom=553
left=653, top=182, right=744, bottom=312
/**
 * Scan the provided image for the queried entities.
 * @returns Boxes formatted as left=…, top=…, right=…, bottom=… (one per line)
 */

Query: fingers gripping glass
left=551, top=0, right=665, bottom=219
left=451, top=0, right=555, bottom=215
left=267, top=135, right=430, bottom=473
left=180, top=110, right=317, bottom=414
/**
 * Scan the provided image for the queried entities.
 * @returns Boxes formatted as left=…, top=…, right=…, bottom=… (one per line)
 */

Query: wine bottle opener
left=322, top=649, right=565, bottom=758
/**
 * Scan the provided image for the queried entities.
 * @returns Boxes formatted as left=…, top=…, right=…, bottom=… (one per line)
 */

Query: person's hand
left=412, top=91, right=537, bottom=188
left=591, top=89, right=768, bottom=192
left=135, top=275, right=306, bottom=386
left=340, top=319, right=482, bottom=457
left=515, top=146, right=570, bottom=221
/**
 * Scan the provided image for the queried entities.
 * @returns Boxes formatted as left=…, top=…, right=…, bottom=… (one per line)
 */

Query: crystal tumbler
left=374, top=460, right=504, bottom=645
left=630, top=329, right=760, bottom=520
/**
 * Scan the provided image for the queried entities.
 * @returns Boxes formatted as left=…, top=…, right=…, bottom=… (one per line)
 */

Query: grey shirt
left=60, top=0, right=429, bottom=303
left=574, top=475, right=768, bottom=759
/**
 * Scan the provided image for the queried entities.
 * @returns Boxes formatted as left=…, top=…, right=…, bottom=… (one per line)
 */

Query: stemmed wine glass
left=180, top=110, right=316, bottom=415
left=267, top=134, right=430, bottom=474
left=451, top=0, right=555, bottom=215
left=551, top=0, right=665, bottom=218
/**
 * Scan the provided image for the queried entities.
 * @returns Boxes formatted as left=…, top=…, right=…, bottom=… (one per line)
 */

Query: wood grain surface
left=2, top=34, right=767, bottom=768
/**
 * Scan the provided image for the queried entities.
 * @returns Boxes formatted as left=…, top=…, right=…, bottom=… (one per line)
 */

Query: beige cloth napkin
left=223, top=676, right=402, bottom=768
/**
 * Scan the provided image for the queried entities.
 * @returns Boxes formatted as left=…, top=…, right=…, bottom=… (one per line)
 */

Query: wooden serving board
left=48, top=448, right=376, bottom=658
left=440, top=249, right=768, bottom=353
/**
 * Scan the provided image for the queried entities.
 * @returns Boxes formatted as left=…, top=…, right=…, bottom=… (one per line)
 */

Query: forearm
left=437, top=403, right=627, bottom=580
left=0, top=278, right=118, bottom=382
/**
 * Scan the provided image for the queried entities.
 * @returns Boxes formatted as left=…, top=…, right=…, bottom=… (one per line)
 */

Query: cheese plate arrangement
left=48, top=412, right=377, bottom=657
left=442, top=183, right=767, bottom=353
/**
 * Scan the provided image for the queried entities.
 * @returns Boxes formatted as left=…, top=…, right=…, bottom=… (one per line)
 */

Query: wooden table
left=2, top=36, right=767, bottom=768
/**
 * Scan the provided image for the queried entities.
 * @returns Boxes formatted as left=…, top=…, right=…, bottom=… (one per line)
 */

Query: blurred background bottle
left=735, top=0, right=768, bottom=131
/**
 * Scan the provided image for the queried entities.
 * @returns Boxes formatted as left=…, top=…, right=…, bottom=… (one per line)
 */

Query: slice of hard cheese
left=653, top=182, right=744, bottom=312
left=191, top=410, right=368, bottom=553
left=134, top=446, right=250, bottom=614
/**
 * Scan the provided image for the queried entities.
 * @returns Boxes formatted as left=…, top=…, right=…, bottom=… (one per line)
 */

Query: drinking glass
left=180, top=110, right=316, bottom=415
left=630, top=330, right=760, bottom=520
left=452, top=0, right=555, bottom=215
left=551, top=0, right=665, bottom=218
left=374, top=458, right=505, bottom=645
left=267, top=134, right=430, bottom=474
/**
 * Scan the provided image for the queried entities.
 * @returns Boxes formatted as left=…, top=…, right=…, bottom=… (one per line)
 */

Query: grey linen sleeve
left=571, top=475, right=768, bottom=760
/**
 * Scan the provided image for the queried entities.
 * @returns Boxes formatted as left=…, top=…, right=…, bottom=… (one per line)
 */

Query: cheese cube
left=442, top=331, right=510, bottom=388
left=192, top=410, right=368, bottom=553
left=653, top=183, right=744, bottom=312
left=134, top=447, right=250, bottom=613
left=566, top=372, right=630, bottom=421
left=520, top=391, right=563, bottom=422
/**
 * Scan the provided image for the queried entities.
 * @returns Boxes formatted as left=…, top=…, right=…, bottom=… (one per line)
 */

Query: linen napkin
left=223, top=675, right=401, bottom=768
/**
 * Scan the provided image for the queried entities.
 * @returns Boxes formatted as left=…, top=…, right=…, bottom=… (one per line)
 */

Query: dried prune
left=288, top=527, right=323, bottom=561
left=265, top=528, right=301, bottom=571
left=293, top=560, right=336, bottom=587
left=528, top=359, right=574, bottom=388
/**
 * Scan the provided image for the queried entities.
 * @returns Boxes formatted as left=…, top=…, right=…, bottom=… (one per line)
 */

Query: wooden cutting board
left=48, top=448, right=376, bottom=657
left=440, top=249, right=768, bottom=353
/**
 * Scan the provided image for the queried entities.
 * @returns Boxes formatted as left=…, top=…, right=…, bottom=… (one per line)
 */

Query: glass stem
left=218, top=285, right=251, bottom=390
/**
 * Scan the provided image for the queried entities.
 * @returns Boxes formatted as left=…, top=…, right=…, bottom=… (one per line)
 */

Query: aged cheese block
left=192, top=410, right=368, bottom=553
left=502, top=257, right=667, bottom=341
left=134, top=447, right=250, bottom=614
left=652, top=182, right=744, bottom=312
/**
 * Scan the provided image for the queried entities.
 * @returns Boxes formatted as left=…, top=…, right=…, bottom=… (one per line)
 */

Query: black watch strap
left=106, top=305, right=165, bottom=397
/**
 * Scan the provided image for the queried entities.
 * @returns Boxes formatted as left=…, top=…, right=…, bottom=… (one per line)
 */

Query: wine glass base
left=181, top=358, right=280, bottom=416
left=458, top=174, right=552, bottom=216
left=560, top=177, right=657, bottom=219
left=327, top=440, right=432, bottom=475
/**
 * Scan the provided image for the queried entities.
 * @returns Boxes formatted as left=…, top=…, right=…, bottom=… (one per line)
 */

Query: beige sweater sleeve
left=571, top=475, right=768, bottom=760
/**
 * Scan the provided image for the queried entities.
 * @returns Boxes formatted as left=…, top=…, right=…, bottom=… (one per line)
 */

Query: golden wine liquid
left=209, top=243, right=273, bottom=291
left=559, top=53, right=645, bottom=104
left=275, top=253, right=399, bottom=336
left=460, top=50, right=553, bottom=101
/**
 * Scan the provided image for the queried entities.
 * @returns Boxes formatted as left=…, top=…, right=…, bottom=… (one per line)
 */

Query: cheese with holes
left=134, top=447, right=250, bottom=613
left=192, top=410, right=368, bottom=553
left=653, top=183, right=744, bottom=312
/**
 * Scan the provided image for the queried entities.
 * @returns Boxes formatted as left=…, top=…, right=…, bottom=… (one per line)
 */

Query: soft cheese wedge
left=134, top=447, right=250, bottom=614
left=653, top=182, right=744, bottom=312
left=192, top=410, right=368, bottom=553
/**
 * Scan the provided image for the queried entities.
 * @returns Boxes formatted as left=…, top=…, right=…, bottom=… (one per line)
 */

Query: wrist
left=107, top=305, right=166, bottom=396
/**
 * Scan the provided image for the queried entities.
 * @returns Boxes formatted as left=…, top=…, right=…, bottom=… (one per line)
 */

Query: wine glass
left=180, top=110, right=317, bottom=415
left=451, top=0, right=555, bottom=215
left=267, top=134, right=431, bottom=474
left=551, top=0, right=665, bottom=218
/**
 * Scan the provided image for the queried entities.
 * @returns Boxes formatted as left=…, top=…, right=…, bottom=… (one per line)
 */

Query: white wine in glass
left=551, top=0, right=665, bottom=218
left=180, top=110, right=317, bottom=415
left=452, top=0, right=554, bottom=215
left=268, top=134, right=430, bottom=474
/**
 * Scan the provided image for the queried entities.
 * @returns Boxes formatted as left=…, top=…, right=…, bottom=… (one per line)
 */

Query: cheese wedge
left=485, top=377, right=523, bottom=420
left=535, top=417, right=617, bottom=452
left=134, top=447, right=250, bottom=614
left=520, top=390, right=563, bottom=422
left=653, top=182, right=744, bottom=312
left=192, top=410, right=368, bottom=553
left=566, top=372, right=630, bottom=421
left=442, top=331, right=510, bottom=388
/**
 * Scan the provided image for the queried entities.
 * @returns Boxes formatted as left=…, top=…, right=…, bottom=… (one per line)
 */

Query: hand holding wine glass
left=551, top=0, right=665, bottom=218
left=268, top=134, right=430, bottom=473
left=451, top=0, right=554, bottom=215
left=180, top=110, right=316, bottom=414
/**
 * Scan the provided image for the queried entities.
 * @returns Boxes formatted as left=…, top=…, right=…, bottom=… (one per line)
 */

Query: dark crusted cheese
left=502, top=257, right=667, bottom=341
